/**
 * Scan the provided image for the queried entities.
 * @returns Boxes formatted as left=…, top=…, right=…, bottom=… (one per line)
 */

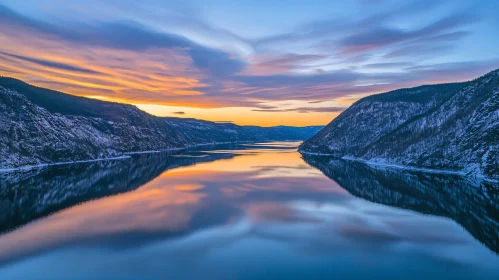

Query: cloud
left=0, top=51, right=99, bottom=74
left=338, top=13, right=478, bottom=54
left=173, top=111, right=186, bottom=115
left=360, top=0, right=385, bottom=4
left=0, top=4, right=245, bottom=78
left=242, top=53, right=327, bottom=76
left=253, top=0, right=439, bottom=50
left=363, top=62, right=413, bottom=69
left=384, top=44, right=454, bottom=59
left=252, top=106, right=346, bottom=113
left=0, top=0, right=498, bottom=125
left=308, top=100, right=328, bottom=104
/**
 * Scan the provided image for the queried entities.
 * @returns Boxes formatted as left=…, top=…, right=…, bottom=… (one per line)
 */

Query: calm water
left=0, top=142, right=498, bottom=280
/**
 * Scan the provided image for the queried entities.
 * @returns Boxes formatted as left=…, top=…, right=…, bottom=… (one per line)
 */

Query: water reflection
left=302, top=155, right=499, bottom=254
left=0, top=146, right=237, bottom=233
left=0, top=142, right=498, bottom=279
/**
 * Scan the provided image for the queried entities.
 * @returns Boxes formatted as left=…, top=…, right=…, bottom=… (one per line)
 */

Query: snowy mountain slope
left=300, top=69, right=499, bottom=180
left=300, top=82, right=466, bottom=156
left=0, top=77, right=322, bottom=169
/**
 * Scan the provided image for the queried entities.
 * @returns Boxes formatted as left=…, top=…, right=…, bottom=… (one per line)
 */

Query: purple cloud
left=252, top=107, right=346, bottom=113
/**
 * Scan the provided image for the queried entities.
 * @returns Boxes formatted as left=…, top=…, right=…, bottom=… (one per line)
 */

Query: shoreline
left=343, top=157, right=499, bottom=184
left=299, top=151, right=498, bottom=183
left=341, top=156, right=466, bottom=176
left=0, top=140, right=299, bottom=174
left=0, top=156, right=131, bottom=174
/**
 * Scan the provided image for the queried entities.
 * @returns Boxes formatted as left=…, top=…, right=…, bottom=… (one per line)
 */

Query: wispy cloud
left=337, top=13, right=479, bottom=54
left=242, top=53, right=327, bottom=76
left=0, top=0, right=498, bottom=126
left=252, top=106, right=346, bottom=113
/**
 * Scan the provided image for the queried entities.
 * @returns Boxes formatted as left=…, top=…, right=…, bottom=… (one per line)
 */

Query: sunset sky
left=1, top=0, right=498, bottom=126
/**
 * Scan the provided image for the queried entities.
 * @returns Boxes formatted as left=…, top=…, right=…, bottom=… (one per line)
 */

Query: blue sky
left=1, top=0, right=498, bottom=125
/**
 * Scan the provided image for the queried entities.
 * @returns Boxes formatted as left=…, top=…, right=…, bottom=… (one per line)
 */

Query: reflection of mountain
left=303, top=155, right=499, bottom=254
left=0, top=149, right=236, bottom=233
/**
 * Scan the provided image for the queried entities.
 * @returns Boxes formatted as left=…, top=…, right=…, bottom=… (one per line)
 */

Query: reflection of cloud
left=0, top=145, right=497, bottom=276
left=248, top=200, right=487, bottom=267
left=338, top=224, right=402, bottom=243
left=246, top=202, right=322, bottom=224
left=0, top=184, right=207, bottom=263
left=175, top=184, right=204, bottom=191
left=0, top=147, right=346, bottom=265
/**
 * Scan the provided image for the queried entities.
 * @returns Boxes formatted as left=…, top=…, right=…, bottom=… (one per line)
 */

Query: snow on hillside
left=300, top=69, right=499, bottom=180
left=0, top=78, right=322, bottom=169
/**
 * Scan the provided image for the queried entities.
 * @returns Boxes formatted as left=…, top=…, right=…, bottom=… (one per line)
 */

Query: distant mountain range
left=300, top=69, right=499, bottom=181
left=0, top=77, right=322, bottom=169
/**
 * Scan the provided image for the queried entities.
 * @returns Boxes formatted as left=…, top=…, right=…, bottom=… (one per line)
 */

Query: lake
left=0, top=142, right=498, bottom=280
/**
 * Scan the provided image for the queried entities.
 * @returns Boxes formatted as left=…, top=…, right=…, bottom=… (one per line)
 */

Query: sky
left=0, top=0, right=498, bottom=126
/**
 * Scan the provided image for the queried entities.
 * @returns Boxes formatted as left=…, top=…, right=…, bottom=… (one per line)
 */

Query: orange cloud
left=2, top=6, right=494, bottom=127
left=0, top=31, right=208, bottom=105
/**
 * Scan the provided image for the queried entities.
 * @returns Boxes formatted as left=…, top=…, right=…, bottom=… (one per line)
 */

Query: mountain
left=300, top=69, right=499, bottom=180
left=0, top=77, right=322, bottom=169
left=245, top=125, right=326, bottom=141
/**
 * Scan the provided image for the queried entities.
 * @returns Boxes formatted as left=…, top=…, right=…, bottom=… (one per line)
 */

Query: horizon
left=1, top=68, right=497, bottom=128
left=1, top=0, right=499, bottom=126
